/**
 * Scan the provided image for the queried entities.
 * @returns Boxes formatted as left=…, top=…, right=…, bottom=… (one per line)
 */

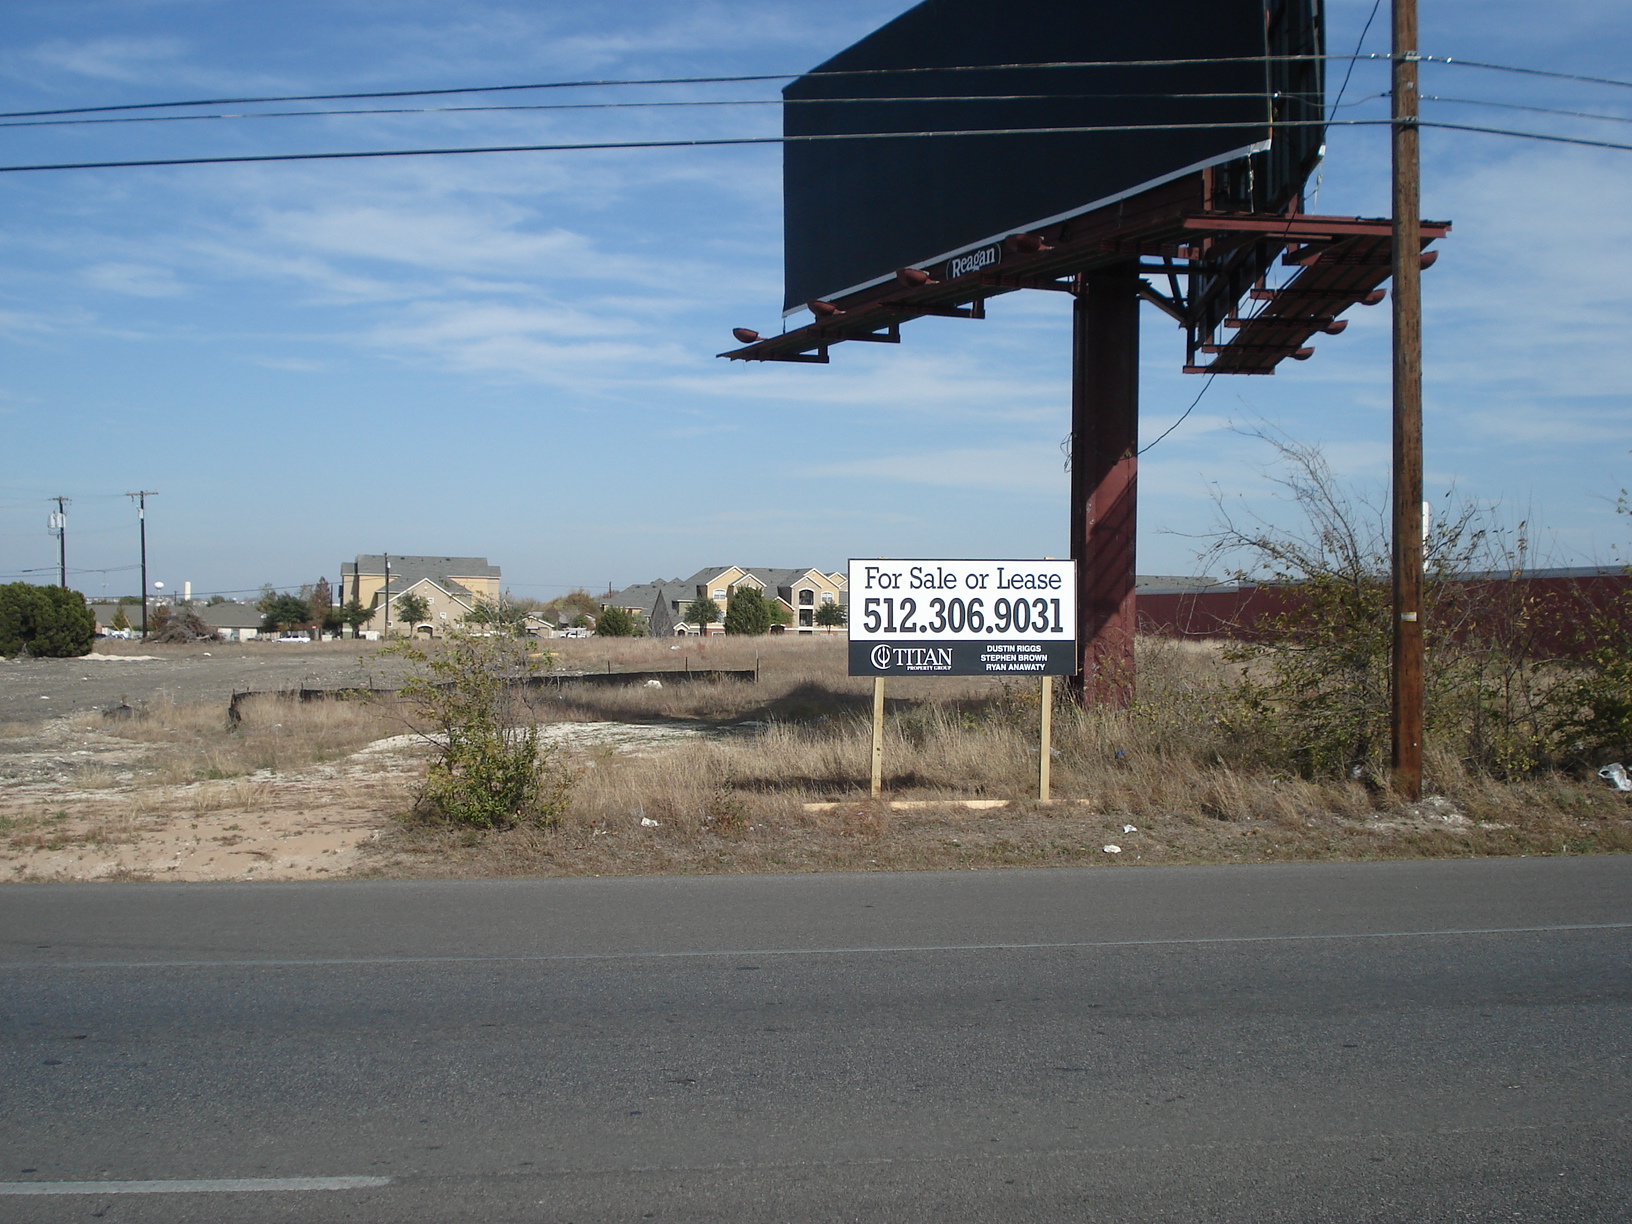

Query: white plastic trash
left=640, top=816, right=660, bottom=827
left=1598, top=763, right=1632, bottom=792
left=1102, top=844, right=1122, bottom=854
left=645, top=679, right=663, bottom=688
left=1122, top=824, right=1137, bottom=834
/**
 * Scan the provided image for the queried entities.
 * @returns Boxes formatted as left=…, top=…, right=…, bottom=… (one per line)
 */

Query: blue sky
left=1, top=0, right=1628, bottom=602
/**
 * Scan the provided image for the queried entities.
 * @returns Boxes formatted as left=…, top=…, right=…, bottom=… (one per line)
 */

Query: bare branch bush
left=1200, top=429, right=1570, bottom=781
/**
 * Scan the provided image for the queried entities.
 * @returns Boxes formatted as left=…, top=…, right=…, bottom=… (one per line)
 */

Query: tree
left=395, top=592, right=431, bottom=630
left=311, top=577, right=333, bottom=638
left=0, top=583, right=96, bottom=658
left=594, top=605, right=639, bottom=637
left=540, top=588, right=602, bottom=627
left=570, top=612, right=591, bottom=629
left=336, top=599, right=373, bottom=637
left=723, top=586, right=773, bottom=635
left=110, top=607, right=132, bottom=632
left=683, top=595, right=720, bottom=635
left=387, top=632, right=573, bottom=829
left=259, top=592, right=314, bottom=633
left=815, top=601, right=848, bottom=631
left=466, top=597, right=530, bottom=636
left=767, top=600, right=792, bottom=629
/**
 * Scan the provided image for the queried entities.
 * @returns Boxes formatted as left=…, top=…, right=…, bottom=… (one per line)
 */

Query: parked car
left=274, top=632, right=311, bottom=644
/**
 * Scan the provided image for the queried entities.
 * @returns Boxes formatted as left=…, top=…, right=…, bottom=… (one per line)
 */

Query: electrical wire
left=1422, top=95, right=1632, bottom=125
left=2, top=116, right=1626, bottom=175
left=0, top=56, right=1383, bottom=121
left=2, top=51, right=1626, bottom=124
left=1140, top=374, right=1217, bottom=455
left=1328, top=0, right=1385, bottom=121
left=0, top=91, right=1324, bottom=132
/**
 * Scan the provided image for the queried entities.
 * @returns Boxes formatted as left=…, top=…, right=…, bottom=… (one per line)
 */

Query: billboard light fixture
left=808, top=300, right=844, bottom=318
left=895, top=267, right=936, bottom=287
left=732, top=327, right=762, bottom=344
left=1003, top=232, right=1051, bottom=255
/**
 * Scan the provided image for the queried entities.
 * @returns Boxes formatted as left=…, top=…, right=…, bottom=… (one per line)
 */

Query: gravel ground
left=0, top=642, right=412, bottom=726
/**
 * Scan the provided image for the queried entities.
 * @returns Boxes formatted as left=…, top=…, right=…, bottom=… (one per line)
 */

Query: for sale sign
left=847, top=559, right=1077, bottom=677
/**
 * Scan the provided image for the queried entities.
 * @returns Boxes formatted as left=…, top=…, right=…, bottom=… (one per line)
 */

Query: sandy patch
left=0, top=717, right=735, bottom=882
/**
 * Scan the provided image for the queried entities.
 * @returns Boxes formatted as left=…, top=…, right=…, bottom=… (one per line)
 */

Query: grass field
left=363, top=633, right=1632, bottom=879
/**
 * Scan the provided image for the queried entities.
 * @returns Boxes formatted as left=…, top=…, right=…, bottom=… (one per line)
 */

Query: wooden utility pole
left=126, top=491, right=157, bottom=637
left=1390, top=0, right=1425, bottom=798
left=51, top=497, right=69, bottom=588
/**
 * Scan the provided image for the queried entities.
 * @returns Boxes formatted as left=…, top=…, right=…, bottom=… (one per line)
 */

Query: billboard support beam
left=1069, top=264, right=1140, bottom=709
left=1390, top=0, right=1425, bottom=799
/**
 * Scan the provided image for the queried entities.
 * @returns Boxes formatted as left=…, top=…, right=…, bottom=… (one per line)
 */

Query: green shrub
left=388, top=633, right=574, bottom=828
left=0, top=583, right=96, bottom=658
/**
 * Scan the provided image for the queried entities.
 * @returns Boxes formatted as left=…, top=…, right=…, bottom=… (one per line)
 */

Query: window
left=821, top=592, right=835, bottom=604
left=712, top=590, right=725, bottom=600
left=799, top=609, right=813, bottom=627
left=798, top=589, right=814, bottom=605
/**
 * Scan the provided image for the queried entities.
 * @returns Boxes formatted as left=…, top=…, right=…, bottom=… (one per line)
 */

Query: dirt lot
left=4, top=637, right=1628, bottom=884
left=0, top=640, right=410, bottom=727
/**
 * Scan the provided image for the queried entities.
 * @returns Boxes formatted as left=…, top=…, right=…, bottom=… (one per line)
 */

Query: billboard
left=848, top=559, right=1077, bottom=677
left=783, top=0, right=1323, bottom=311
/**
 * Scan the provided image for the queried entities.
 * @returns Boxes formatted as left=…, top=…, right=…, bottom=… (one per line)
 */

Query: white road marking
left=2, top=921, right=1628, bottom=971
left=0, top=1177, right=390, bottom=1195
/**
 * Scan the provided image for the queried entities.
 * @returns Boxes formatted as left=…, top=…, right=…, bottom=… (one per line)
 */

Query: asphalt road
left=3, top=858, right=1629, bottom=1222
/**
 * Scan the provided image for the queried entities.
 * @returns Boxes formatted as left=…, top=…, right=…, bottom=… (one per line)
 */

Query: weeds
left=388, top=633, right=574, bottom=829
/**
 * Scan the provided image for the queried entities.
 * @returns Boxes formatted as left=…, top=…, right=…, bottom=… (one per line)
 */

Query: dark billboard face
left=782, top=0, right=1281, bottom=311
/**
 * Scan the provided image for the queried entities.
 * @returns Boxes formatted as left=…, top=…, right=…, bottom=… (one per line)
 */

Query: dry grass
left=104, top=693, right=400, bottom=783
left=360, top=634, right=1632, bottom=879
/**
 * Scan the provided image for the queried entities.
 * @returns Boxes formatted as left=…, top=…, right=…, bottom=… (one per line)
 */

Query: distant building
left=197, top=601, right=264, bottom=642
left=606, top=566, right=848, bottom=635
left=340, top=555, right=501, bottom=638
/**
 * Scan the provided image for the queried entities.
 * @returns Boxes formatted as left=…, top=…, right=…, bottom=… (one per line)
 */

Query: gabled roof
left=376, top=575, right=478, bottom=613
left=604, top=577, right=692, bottom=613
left=196, top=601, right=263, bottom=629
left=343, top=555, right=500, bottom=583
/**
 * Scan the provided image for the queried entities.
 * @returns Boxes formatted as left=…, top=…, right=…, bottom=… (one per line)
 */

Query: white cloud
left=811, top=446, right=1067, bottom=496
left=82, top=262, right=186, bottom=298
left=25, top=35, right=191, bottom=82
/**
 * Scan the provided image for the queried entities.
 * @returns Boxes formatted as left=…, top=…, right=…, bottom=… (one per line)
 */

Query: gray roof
left=1135, top=575, right=1233, bottom=595
left=376, top=575, right=475, bottom=602
left=606, top=566, right=847, bottom=613
left=604, top=578, right=692, bottom=614
left=342, top=555, right=500, bottom=584
left=196, top=601, right=263, bottom=629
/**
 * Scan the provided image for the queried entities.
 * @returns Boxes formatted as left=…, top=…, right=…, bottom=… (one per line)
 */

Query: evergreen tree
left=723, top=587, right=773, bottom=635
left=594, top=605, right=639, bottom=637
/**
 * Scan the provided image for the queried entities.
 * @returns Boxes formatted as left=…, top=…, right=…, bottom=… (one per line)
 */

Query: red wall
left=1138, top=572, right=1632, bottom=658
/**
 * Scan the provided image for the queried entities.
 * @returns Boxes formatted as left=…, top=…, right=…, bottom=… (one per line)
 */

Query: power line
left=1140, top=374, right=1217, bottom=455
left=0, top=56, right=1383, bottom=121
left=3, top=52, right=1626, bottom=126
left=0, top=91, right=1321, bottom=131
left=1423, top=56, right=1632, bottom=92
left=1423, top=95, right=1632, bottom=125
left=3, top=116, right=1629, bottom=176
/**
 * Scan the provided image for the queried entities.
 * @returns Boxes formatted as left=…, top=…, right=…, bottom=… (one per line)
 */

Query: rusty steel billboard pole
left=1069, top=263, right=1141, bottom=709
left=1390, top=0, right=1425, bottom=798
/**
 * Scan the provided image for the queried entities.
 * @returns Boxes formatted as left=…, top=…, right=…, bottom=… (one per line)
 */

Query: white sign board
left=847, top=559, right=1077, bottom=677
